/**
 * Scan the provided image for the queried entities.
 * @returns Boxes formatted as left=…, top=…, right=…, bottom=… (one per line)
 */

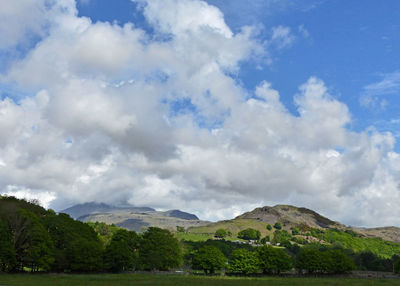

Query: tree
left=176, top=226, right=185, bottom=233
left=292, top=227, right=300, bottom=235
left=272, top=230, right=292, bottom=245
left=227, top=248, right=258, bottom=275
left=104, top=229, right=139, bottom=272
left=12, top=209, right=54, bottom=272
left=139, top=227, right=182, bottom=270
left=192, top=246, right=226, bottom=274
left=257, top=245, right=292, bottom=274
left=296, top=247, right=325, bottom=274
left=237, top=228, right=261, bottom=241
left=273, top=222, right=282, bottom=230
left=394, top=259, right=400, bottom=274
left=260, top=235, right=270, bottom=244
left=42, top=213, right=103, bottom=272
left=266, top=224, right=272, bottom=231
left=0, top=218, right=16, bottom=272
left=324, top=249, right=354, bottom=274
left=214, top=229, right=228, bottom=238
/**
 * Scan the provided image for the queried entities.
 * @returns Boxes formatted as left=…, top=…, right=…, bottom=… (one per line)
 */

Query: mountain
left=235, top=205, right=344, bottom=229
left=61, top=202, right=207, bottom=232
left=163, top=209, right=199, bottom=220
left=61, top=202, right=155, bottom=219
left=188, top=204, right=400, bottom=243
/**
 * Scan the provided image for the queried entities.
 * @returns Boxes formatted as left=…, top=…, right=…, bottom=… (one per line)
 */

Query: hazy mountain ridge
left=61, top=202, right=206, bottom=232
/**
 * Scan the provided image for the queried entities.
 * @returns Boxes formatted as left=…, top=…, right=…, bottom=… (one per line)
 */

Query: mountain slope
left=188, top=204, right=400, bottom=243
left=235, top=204, right=344, bottom=229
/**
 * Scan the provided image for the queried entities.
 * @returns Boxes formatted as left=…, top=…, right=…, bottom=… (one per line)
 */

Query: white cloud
left=270, top=25, right=295, bottom=49
left=360, top=71, right=400, bottom=109
left=0, top=0, right=400, bottom=227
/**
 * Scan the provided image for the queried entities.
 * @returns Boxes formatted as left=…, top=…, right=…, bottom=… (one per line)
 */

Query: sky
left=0, top=0, right=400, bottom=227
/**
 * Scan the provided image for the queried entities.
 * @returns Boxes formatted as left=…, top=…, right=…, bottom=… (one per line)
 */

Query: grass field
left=1, top=273, right=400, bottom=286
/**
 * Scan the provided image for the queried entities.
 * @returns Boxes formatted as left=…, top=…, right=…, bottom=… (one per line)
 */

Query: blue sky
left=1, top=0, right=400, bottom=226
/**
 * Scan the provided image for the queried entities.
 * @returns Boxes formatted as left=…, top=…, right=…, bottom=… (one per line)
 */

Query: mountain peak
left=235, top=204, right=341, bottom=229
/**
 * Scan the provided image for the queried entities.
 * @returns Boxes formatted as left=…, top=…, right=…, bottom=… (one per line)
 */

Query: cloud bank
left=1, top=0, right=399, bottom=226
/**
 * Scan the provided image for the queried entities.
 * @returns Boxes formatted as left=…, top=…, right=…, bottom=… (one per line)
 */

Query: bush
left=273, top=222, right=282, bottom=230
left=267, top=224, right=272, bottom=231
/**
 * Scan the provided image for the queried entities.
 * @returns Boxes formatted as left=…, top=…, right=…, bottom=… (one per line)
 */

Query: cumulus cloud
left=0, top=0, right=400, bottom=227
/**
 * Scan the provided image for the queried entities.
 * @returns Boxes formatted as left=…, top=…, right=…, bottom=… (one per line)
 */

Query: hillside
left=188, top=205, right=400, bottom=243
left=61, top=202, right=208, bottom=232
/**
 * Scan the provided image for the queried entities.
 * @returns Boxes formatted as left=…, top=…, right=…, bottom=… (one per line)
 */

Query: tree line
left=1, top=196, right=400, bottom=275
left=0, top=196, right=182, bottom=272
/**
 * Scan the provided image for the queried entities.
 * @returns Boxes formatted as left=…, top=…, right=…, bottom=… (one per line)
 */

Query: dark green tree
left=139, top=227, right=182, bottom=270
left=0, top=218, right=16, bottom=272
left=257, top=245, right=292, bottom=274
left=227, top=248, right=258, bottom=274
left=292, top=227, right=300, bottom=235
left=192, top=245, right=226, bottom=274
left=324, top=249, right=355, bottom=274
left=266, top=224, right=272, bottom=231
left=273, top=222, right=282, bottom=230
left=12, top=209, right=54, bottom=272
left=104, top=229, right=139, bottom=272
left=237, top=228, right=261, bottom=241
left=394, top=259, right=400, bottom=273
left=214, top=229, right=228, bottom=238
left=296, top=247, right=325, bottom=274
left=43, top=213, right=103, bottom=272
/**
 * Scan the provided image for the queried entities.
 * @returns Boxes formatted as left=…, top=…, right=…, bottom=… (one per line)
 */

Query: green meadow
left=1, top=273, right=400, bottom=286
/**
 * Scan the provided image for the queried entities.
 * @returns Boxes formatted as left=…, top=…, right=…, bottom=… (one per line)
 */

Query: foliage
left=260, top=236, right=270, bottom=244
left=322, top=228, right=400, bottom=259
left=192, top=246, right=226, bottom=274
left=257, top=245, right=292, bottom=274
left=87, top=221, right=122, bottom=246
left=139, top=227, right=182, bottom=270
left=0, top=218, right=16, bottom=272
left=237, top=228, right=261, bottom=241
left=214, top=229, right=228, bottom=238
left=273, top=222, right=282, bottom=230
left=272, top=230, right=292, bottom=245
left=394, top=259, right=400, bottom=273
left=324, top=249, right=355, bottom=274
left=267, top=224, right=272, bottom=231
left=104, top=229, right=139, bottom=272
left=227, top=248, right=259, bottom=275
left=292, top=227, right=300, bottom=235
left=296, top=247, right=325, bottom=274
left=353, top=251, right=393, bottom=272
left=43, top=213, right=103, bottom=272
left=176, top=226, right=185, bottom=233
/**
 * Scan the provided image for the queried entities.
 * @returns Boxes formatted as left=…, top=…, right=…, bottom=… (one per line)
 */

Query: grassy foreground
left=1, top=273, right=400, bottom=286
